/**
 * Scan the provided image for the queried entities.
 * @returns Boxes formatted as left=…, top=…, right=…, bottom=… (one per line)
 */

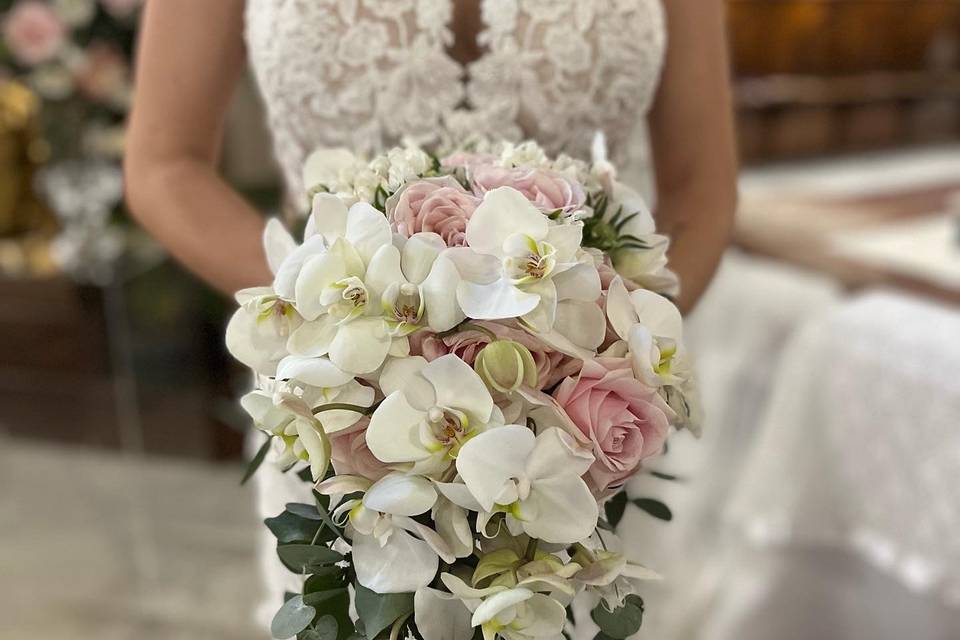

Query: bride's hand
left=124, top=0, right=272, bottom=296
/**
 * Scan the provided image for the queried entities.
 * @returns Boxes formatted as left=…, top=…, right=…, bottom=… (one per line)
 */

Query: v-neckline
left=444, top=0, right=487, bottom=71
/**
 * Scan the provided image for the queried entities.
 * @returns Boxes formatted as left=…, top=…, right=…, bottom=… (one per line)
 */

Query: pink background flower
left=470, top=165, right=585, bottom=213
left=409, top=322, right=580, bottom=391
left=552, top=358, right=672, bottom=493
left=386, top=177, right=479, bottom=247
left=329, top=418, right=389, bottom=481
left=3, top=1, right=66, bottom=66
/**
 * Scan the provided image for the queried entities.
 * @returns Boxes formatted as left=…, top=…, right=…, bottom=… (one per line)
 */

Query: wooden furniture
left=729, top=0, right=960, bottom=161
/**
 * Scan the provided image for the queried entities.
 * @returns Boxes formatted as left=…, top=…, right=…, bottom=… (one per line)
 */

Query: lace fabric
left=245, top=0, right=666, bottom=200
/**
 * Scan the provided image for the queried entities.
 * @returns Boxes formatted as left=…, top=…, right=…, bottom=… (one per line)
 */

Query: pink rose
left=76, top=43, right=128, bottom=103
left=409, top=322, right=581, bottom=391
left=329, top=418, right=389, bottom=482
left=470, top=165, right=585, bottom=213
left=553, top=359, right=672, bottom=494
left=3, top=1, right=66, bottom=66
left=386, top=177, right=480, bottom=247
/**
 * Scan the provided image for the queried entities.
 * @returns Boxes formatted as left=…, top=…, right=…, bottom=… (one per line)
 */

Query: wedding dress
left=243, top=0, right=668, bottom=629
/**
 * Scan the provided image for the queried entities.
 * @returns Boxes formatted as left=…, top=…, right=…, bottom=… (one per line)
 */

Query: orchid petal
left=366, top=392, right=430, bottom=463
left=363, top=472, right=437, bottom=516
left=225, top=307, right=287, bottom=376
left=512, top=594, right=566, bottom=637
left=458, top=279, right=541, bottom=321
left=471, top=588, right=533, bottom=627
left=545, top=224, right=583, bottom=262
left=435, top=482, right=484, bottom=512
left=523, top=474, right=598, bottom=544
left=553, top=262, right=601, bottom=303
left=402, top=233, right=446, bottom=284
left=456, top=425, right=535, bottom=511
left=263, top=218, right=297, bottom=275
left=287, top=315, right=338, bottom=358
left=604, top=276, right=637, bottom=341
left=553, top=299, right=606, bottom=350
left=345, top=202, right=393, bottom=265
left=353, top=529, right=439, bottom=593
left=421, top=355, right=494, bottom=423
left=303, top=147, right=358, bottom=193
left=422, top=254, right=467, bottom=332
left=629, top=289, right=683, bottom=341
left=276, top=355, right=353, bottom=388
left=316, top=474, right=373, bottom=495
left=309, top=193, right=349, bottom=244
left=365, top=244, right=405, bottom=307
left=414, top=587, right=475, bottom=640
left=379, top=356, right=429, bottom=398
left=274, top=235, right=329, bottom=301
left=328, top=317, right=392, bottom=374
left=467, top=187, right=548, bottom=256
left=440, top=573, right=506, bottom=601
left=525, top=428, right=594, bottom=481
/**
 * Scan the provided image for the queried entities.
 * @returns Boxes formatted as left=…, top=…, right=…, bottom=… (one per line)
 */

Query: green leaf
left=242, top=435, right=273, bottom=485
left=277, top=544, right=344, bottom=573
left=354, top=583, right=415, bottom=640
left=632, top=498, right=673, bottom=522
left=304, top=567, right=348, bottom=593
left=300, top=615, right=339, bottom=640
left=590, top=595, right=644, bottom=639
left=604, top=491, right=628, bottom=529
left=304, top=587, right=349, bottom=608
left=265, top=511, right=327, bottom=545
left=272, top=595, right=316, bottom=639
left=649, top=471, right=682, bottom=482
left=287, top=503, right=324, bottom=520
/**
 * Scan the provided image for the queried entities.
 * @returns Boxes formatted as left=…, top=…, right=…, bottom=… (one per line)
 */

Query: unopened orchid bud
left=474, top=340, right=538, bottom=394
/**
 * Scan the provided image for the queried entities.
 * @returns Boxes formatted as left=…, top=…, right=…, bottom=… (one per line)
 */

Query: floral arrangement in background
left=228, top=139, right=701, bottom=640
left=0, top=0, right=141, bottom=283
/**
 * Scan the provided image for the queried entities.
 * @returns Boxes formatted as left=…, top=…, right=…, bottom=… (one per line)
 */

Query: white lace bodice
left=245, top=0, right=667, bottom=200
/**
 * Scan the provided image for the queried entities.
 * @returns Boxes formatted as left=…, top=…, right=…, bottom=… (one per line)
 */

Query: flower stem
left=524, top=537, right=539, bottom=562
left=311, top=402, right=375, bottom=416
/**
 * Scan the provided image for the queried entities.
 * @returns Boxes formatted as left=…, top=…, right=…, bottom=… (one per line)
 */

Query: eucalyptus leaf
left=632, top=498, right=673, bottom=522
left=287, top=503, right=324, bottom=521
left=300, top=615, right=339, bottom=640
left=303, top=587, right=349, bottom=609
left=277, top=544, right=344, bottom=573
left=604, top=491, right=628, bottom=529
left=590, top=595, right=644, bottom=639
left=649, top=471, right=681, bottom=482
left=304, top=567, right=348, bottom=593
left=271, top=595, right=316, bottom=640
left=266, top=511, right=327, bottom=545
left=354, top=583, right=414, bottom=640
left=242, top=436, right=273, bottom=485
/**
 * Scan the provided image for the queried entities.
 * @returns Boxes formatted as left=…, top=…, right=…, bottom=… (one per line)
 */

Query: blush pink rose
left=386, top=177, right=480, bottom=247
left=553, top=358, right=672, bottom=494
left=2, top=1, right=66, bottom=66
left=470, top=165, right=585, bottom=213
left=329, top=418, right=389, bottom=482
left=409, top=322, right=581, bottom=392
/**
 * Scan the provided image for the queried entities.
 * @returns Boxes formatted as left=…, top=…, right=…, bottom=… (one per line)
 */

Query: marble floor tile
left=0, top=434, right=266, bottom=639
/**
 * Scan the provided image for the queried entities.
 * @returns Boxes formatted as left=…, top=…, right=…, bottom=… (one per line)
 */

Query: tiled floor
left=0, top=434, right=265, bottom=639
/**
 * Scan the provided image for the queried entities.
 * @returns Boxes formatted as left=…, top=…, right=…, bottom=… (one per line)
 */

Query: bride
left=123, top=0, right=736, bottom=631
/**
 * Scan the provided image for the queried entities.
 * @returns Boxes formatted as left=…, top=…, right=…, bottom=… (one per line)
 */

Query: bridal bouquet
left=227, top=140, right=701, bottom=640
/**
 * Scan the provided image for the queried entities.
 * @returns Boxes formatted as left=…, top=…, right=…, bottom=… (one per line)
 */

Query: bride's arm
left=648, top=0, right=738, bottom=314
left=124, top=0, right=271, bottom=295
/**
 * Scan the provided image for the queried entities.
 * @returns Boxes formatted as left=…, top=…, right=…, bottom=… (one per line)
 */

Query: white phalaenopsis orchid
left=287, top=194, right=458, bottom=374
left=572, top=533, right=661, bottom=609
left=451, top=426, right=598, bottom=544
left=240, top=386, right=330, bottom=481
left=451, top=187, right=605, bottom=350
left=366, top=354, right=501, bottom=474
left=422, top=573, right=567, bottom=640
left=317, top=472, right=470, bottom=593
left=605, top=276, right=688, bottom=387
left=275, top=355, right=375, bottom=433
left=225, top=219, right=314, bottom=376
